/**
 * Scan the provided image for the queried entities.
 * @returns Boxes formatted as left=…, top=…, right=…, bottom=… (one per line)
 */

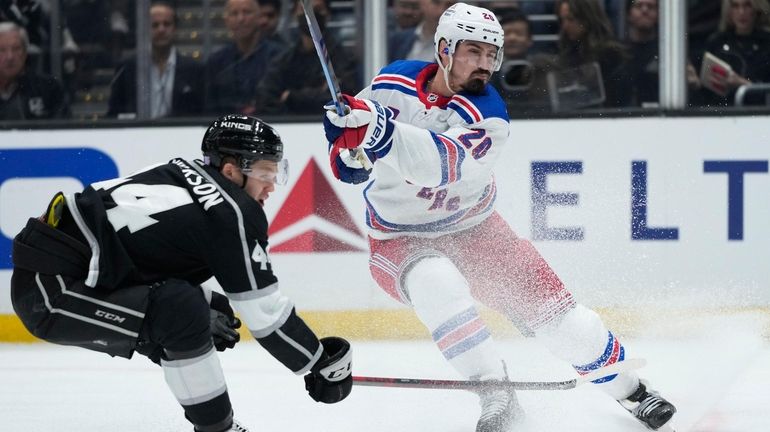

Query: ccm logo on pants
left=96, top=310, right=126, bottom=323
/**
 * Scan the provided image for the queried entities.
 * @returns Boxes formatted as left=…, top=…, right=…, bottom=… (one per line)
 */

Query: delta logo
left=268, top=158, right=367, bottom=253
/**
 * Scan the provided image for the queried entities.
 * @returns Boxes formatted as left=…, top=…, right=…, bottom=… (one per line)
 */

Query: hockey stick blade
left=352, top=358, right=647, bottom=391
left=300, top=0, right=372, bottom=170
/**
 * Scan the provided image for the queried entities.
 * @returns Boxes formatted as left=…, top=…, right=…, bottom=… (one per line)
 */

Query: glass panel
left=4, top=0, right=769, bottom=126
left=381, top=0, right=667, bottom=117
left=490, top=0, right=560, bottom=116
left=0, top=0, right=116, bottom=121
left=490, top=0, right=663, bottom=115
left=250, top=0, right=364, bottom=117
left=0, top=0, right=367, bottom=124
left=688, top=0, right=770, bottom=110
left=66, top=0, right=133, bottom=120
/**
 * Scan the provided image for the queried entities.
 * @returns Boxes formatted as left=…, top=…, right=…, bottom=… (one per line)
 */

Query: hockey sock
left=406, top=256, right=506, bottom=380
left=534, top=304, right=639, bottom=400
left=162, top=343, right=233, bottom=431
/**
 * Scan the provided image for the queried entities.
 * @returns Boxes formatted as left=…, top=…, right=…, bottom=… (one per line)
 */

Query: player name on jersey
left=171, top=158, right=225, bottom=211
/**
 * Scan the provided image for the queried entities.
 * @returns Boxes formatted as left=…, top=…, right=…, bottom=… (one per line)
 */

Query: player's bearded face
left=450, top=41, right=497, bottom=95
left=459, top=70, right=490, bottom=94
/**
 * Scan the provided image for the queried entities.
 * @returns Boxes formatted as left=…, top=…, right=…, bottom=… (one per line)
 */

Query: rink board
left=1, top=116, right=770, bottom=341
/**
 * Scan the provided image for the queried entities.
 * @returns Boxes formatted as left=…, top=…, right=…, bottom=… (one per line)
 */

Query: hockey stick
left=300, top=0, right=345, bottom=116
left=300, top=0, right=372, bottom=170
left=352, top=358, right=646, bottom=391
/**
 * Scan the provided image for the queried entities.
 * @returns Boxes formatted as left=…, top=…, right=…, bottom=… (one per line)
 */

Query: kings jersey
left=65, top=158, right=277, bottom=294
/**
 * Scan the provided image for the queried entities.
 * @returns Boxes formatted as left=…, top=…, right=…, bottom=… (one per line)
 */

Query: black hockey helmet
left=201, top=114, right=284, bottom=169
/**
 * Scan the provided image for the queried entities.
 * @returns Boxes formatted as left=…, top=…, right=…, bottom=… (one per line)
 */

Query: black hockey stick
left=300, top=0, right=372, bottom=169
left=352, top=358, right=646, bottom=391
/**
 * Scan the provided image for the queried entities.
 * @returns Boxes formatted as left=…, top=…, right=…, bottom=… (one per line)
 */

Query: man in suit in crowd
left=107, top=1, right=204, bottom=118
left=205, top=0, right=282, bottom=115
left=253, top=0, right=358, bottom=115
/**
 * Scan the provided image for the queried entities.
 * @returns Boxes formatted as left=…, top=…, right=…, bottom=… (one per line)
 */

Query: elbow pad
left=230, top=286, right=323, bottom=374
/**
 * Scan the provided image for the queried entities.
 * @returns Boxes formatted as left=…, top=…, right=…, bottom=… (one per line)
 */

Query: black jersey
left=66, top=158, right=277, bottom=294
left=21, top=157, right=324, bottom=374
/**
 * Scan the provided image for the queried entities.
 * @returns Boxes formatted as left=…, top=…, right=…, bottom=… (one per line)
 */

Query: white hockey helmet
left=433, top=3, right=505, bottom=72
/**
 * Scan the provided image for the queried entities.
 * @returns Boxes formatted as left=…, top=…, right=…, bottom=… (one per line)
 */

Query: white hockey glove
left=323, top=94, right=395, bottom=163
left=329, top=142, right=372, bottom=184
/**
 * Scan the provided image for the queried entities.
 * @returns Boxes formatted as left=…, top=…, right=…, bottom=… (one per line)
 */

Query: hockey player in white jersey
left=322, top=3, right=676, bottom=431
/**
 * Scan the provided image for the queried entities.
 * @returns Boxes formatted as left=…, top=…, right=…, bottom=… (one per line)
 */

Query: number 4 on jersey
left=101, top=182, right=194, bottom=233
left=251, top=243, right=271, bottom=270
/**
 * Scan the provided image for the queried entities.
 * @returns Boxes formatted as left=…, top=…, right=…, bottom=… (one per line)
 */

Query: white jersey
left=358, top=60, right=510, bottom=239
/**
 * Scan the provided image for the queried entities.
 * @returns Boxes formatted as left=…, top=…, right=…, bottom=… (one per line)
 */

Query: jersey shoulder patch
left=447, top=85, right=509, bottom=124
left=371, top=60, right=432, bottom=96
left=378, top=60, right=432, bottom=78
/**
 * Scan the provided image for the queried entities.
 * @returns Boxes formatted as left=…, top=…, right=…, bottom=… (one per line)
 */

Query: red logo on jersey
left=268, top=158, right=366, bottom=253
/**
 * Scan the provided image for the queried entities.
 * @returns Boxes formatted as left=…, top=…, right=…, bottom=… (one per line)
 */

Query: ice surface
left=1, top=312, right=768, bottom=432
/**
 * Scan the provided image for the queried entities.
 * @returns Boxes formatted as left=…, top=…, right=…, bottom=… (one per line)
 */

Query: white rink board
left=1, top=116, right=769, bottom=313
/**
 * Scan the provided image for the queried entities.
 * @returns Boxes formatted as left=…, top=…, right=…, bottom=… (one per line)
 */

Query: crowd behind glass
left=1, top=0, right=769, bottom=122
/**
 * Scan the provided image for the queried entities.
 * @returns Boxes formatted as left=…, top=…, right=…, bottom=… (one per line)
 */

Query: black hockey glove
left=304, top=337, right=353, bottom=404
left=209, top=291, right=241, bottom=351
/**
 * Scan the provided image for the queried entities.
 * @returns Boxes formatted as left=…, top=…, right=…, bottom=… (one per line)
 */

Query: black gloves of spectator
left=305, top=337, right=353, bottom=404
left=209, top=291, right=241, bottom=351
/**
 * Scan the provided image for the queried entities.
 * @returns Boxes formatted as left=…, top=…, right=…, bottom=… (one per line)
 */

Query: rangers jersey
left=357, top=60, right=510, bottom=239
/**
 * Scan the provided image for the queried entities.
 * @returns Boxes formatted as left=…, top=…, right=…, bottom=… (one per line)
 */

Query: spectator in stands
left=0, top=0, right=78, bottom=82
left=621, top=0, right=700, bottom=107
left=206, top=0, right=282, bottom=115
left=107, top=1, right=204, bottom=119
left=0, top=22, right=69, bottom=120
left=257, top=0, right=285, bottom=44
left=253, top=0, right=358, bottom=115
left=698, top=0, right=770, bottom=106
left=0, top=0, right=47, bottom=56
left=392, top=0, right=423, bottom=31
left=493, top=9, right=534, bottom=113
left=555, top=0, right=630, bottom=107
left=623, top=0, right=659, bottom=107
left=493, top=8, right=559, bottom=115
left=489, top=1, right=560, bottom=48
left=500, top=8, right=535, bottom=63
left=388, top=0, right=455, bottom=62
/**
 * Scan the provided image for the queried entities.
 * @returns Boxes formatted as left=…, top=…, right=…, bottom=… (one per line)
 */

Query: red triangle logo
left=270, top=231, right=363, bottom=253
left=269, top=158, right=365, bottom=253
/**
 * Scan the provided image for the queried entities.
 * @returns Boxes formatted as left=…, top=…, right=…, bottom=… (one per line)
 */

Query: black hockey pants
left=11, top=217, right=212, bottom=361
left=11, top=217, right=150, bottom=358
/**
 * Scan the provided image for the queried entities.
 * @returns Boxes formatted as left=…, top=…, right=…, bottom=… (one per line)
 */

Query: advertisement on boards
left=1, top=118, right=769, bottom=332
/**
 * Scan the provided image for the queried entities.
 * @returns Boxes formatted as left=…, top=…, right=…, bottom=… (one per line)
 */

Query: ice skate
left=224, top=420, right=249, bottom=432
left=619, top=381, right=676, bottom=430
left=475, top=387, right=522, bottom=432
left=195, top=419, right=249, bottom=432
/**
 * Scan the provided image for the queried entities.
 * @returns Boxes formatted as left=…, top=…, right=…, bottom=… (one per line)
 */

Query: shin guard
left=535, top=304, right=639, bottom=399
left=406, top=256, right=506, bottom=380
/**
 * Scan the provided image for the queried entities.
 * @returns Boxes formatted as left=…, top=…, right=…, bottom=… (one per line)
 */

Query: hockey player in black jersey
left=10, top=115, right=353, bottom=432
